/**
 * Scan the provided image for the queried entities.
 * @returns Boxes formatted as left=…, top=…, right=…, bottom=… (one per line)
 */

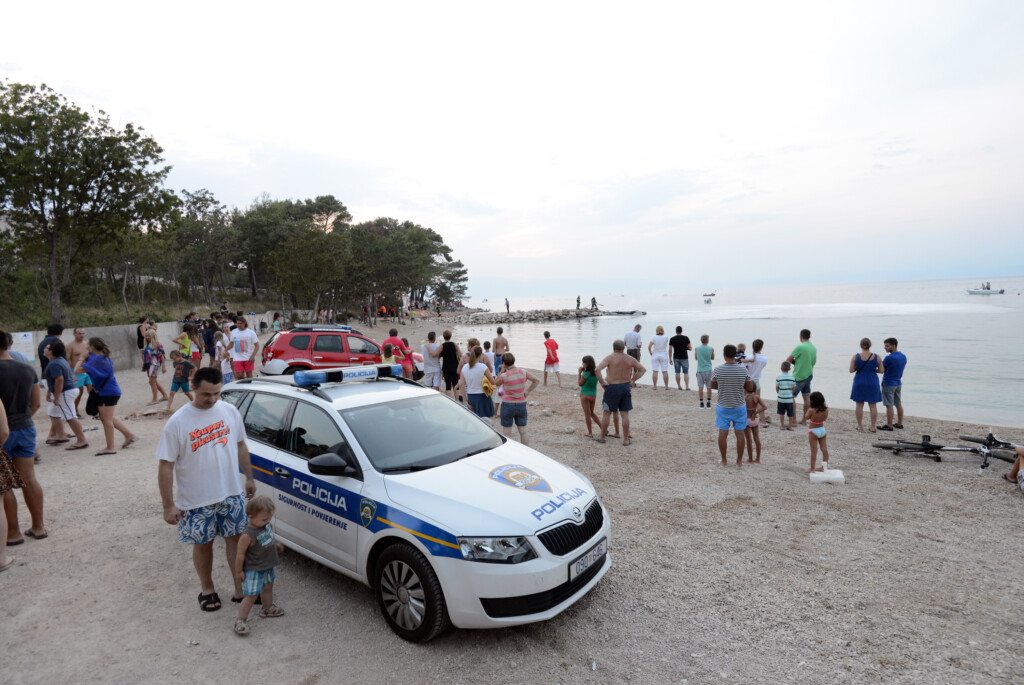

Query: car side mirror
left=309, top=450, right=361, bottom=479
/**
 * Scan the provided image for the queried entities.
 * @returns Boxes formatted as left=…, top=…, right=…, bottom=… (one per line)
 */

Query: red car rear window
left=288, top=334, right=311, bottom=351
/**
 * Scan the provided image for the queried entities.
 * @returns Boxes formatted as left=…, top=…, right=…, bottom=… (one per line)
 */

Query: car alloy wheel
left=375, top=543, right=449, bottom=642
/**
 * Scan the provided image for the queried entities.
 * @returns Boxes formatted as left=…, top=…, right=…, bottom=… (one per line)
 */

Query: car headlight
left=458, top=536, right=537, bottom=564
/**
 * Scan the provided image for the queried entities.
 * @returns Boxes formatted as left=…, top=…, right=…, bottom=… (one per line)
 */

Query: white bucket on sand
left=809, top=462, right=845, bottom=485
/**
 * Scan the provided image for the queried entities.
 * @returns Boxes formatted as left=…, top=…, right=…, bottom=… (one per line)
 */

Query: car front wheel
left=374, top=542, right=450, bottom=642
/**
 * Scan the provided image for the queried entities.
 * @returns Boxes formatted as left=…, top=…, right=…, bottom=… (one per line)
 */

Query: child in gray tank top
left=233, top=496, right=285, bottom=635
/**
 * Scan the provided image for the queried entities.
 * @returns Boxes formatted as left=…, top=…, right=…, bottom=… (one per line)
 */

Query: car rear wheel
left=374, top=542, right=449, bottom=642
left=284, top=366, right=304, bottom=375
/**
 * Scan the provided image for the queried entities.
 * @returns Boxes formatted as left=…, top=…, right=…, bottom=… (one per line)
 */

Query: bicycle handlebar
left=959, top=433, right=1022, bottom=451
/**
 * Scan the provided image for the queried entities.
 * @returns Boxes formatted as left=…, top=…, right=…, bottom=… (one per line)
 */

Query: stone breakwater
left=446, top=308, right=608, bottom=325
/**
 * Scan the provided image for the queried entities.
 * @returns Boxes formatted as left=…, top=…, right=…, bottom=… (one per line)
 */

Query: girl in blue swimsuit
left=805, top=391, right=830, bottom=473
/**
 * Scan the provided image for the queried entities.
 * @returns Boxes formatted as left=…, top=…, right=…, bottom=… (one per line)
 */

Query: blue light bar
left=293, top=364, right=403, bottom=388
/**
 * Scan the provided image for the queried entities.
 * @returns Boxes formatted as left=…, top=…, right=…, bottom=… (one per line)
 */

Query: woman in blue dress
left=849, top=337, right=883, bottom=432
left=75, top=337, right=137, bottom=456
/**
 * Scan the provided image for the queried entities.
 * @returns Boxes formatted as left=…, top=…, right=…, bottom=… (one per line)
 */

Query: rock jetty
left=446, top=308, right=609, bottom=325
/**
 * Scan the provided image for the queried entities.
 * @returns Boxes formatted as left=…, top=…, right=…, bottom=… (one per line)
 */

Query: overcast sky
left=4, top=1, right=1022, bottom=298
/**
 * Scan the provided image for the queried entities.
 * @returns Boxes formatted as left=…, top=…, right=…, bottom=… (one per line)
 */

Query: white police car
left=223, top=364, right=610, bottom=642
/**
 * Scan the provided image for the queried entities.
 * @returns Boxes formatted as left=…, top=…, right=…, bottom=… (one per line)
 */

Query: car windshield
left=339, top=394, right=502, bottom=472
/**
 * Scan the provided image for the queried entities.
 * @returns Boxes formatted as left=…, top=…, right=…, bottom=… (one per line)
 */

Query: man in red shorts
left=228, top=317, right=260, bottom=379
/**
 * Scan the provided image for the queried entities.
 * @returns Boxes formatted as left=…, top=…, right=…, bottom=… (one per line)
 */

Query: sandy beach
left=3, top=315, right=1023, bottom=684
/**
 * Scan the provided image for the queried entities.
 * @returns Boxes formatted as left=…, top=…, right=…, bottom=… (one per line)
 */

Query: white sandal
left=233, top=618, right=250, bottom=635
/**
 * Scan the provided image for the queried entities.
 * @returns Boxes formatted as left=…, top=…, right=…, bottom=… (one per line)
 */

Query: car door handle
left=313, top=356, right=324, bottom=360
left=275, top=467, right=292, bottom=479
left=349, top=357, right=360, bottom=361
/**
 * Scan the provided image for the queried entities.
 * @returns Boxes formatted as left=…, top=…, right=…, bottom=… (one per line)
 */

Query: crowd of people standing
left=563, top=323, right=913, bottom=475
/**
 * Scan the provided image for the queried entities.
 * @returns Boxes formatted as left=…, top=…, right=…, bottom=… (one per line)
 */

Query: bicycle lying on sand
left=873, top=432, right=1020, bottom=473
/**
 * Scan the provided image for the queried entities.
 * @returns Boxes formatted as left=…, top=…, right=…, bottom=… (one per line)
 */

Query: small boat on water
left=612, top=310, right=646, bottom=316
left=702, top=291, right=716, bottom=297
left=966, top=288, right=1004, bottom=295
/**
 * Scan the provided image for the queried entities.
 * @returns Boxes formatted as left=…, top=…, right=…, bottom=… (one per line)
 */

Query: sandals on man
left=1002, top=473, right=1018, bottom=484
left=877, top=425, right=893, bottom=431
left=198, top=592, right=222, bottom=612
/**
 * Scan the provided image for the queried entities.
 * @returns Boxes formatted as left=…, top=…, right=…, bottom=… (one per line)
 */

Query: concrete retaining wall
left=9, top=311, right=287, bottom=372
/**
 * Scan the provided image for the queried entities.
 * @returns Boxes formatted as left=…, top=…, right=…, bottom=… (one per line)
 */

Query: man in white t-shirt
left=156, top=367, right=255, bottom=612
left=229, top=316, right=260, bottom=379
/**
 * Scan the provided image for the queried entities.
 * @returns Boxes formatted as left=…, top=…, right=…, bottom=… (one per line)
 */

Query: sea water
left=460, top=277, right=1024, bottom=429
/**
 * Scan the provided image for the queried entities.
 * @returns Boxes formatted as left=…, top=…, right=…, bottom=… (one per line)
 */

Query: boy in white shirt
left=228, top=317, right=260, bottom=379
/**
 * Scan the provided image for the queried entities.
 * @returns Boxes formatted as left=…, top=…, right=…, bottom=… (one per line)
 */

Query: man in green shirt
left=785, top=329, right=817, bottom=423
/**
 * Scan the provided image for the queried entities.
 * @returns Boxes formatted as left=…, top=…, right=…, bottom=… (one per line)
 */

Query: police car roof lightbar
left=293, top=364, right=404, bottom=388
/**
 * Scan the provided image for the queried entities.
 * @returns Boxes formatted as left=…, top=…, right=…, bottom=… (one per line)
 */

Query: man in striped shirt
left=494, top=353, right=540, bottom=445
left=710, top=344, right=754, bottom=467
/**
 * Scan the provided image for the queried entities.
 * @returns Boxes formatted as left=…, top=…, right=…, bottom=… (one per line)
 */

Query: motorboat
left=612, top=310, right=646, bottom=315
left=966, top=288, right=1004, bottom=295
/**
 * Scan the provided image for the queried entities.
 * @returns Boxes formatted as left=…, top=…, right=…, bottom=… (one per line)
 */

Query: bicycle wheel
left=873, top=441, right=928, bottom=453
left=991, top=449, right=1017, bottom=463
left=959, top=435, right=990, bottom=445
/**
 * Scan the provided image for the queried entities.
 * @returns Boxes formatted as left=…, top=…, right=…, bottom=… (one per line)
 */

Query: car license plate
left=569, top=537, right=607, bottom=582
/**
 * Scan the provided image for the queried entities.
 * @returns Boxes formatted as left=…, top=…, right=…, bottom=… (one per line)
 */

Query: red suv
left=259, top=324, right=422, bottom=375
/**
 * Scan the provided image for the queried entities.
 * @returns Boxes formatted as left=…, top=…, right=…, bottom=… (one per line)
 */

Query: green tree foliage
left=0, top=82, right=176, bottom=324
left=232, top=194, right=350, bottom=298
left=343, top=217, right=467, bottom=312
left=268, top=228, right=351, bottom=315
left=433, top=259, right=469, bottom=305
left=164, top=189, right=230, bottom=304
left=0, top=82, right=468, bottom=329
